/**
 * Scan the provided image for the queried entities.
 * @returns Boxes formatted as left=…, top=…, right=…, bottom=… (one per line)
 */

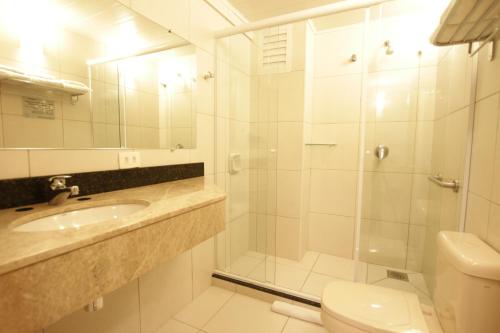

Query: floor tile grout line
left=170, top=318, right=202, bottom=332
left=244, top=255, right=266, bottom=279
left=369, top=277, right=388, bottom=285
left=280, top=317, right=291, bottom=333
left=198, top=290, right=238, bottom=331
left=232, top=251, right=431, bottom=305
left=172, top=289, right=237, bottom=332
left=299, top=252, right=321, bottom=292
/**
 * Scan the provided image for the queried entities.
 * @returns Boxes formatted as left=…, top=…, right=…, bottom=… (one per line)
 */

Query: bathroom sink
left=14, top=203, right=149, bottom=232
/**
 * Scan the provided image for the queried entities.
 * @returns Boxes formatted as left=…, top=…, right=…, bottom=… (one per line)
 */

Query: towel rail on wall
left=305, top=143, right=337, bottom=147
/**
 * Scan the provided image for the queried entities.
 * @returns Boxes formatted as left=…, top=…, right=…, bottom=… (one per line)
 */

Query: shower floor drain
left=387, top=270, right=409, bottom=282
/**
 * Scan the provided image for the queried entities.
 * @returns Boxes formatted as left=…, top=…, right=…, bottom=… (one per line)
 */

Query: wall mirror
left=0, top=0, right=197, bottom=149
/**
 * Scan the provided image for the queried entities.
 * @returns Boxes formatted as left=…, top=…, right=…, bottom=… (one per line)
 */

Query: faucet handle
left=49, top=175, right=72, bottom=190
left=70, top=185, right=80, bottom=196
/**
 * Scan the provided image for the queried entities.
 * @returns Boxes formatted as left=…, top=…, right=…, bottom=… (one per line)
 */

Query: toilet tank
left=434, top=231, right=500, bottom=333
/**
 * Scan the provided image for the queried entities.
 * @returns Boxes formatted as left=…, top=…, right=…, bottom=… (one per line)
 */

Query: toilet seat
left=321, top=281, right=429, bottom=333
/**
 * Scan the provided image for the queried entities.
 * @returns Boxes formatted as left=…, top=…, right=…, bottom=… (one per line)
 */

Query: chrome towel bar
left=305, top=143, right=337, bottom=147
left=428, top=174, right=460, bottom=192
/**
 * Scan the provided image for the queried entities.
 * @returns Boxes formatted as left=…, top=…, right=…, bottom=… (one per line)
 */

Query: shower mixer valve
left=374, top=145, right=389, bottom=160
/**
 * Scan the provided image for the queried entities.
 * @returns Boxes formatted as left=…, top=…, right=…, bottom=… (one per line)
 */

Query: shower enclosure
left=214, top=0, right=471, bottom=303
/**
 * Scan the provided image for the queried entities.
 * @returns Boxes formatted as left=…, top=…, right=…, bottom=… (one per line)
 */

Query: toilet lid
left=322, top=281, right=429, bottom=333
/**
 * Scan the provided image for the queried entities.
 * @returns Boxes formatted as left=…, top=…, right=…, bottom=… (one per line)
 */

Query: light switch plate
left=119, top=151, right=141, bottom=169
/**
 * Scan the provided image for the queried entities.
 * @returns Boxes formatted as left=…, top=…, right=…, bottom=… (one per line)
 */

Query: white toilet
left=321, top=231, right=500, bottom=333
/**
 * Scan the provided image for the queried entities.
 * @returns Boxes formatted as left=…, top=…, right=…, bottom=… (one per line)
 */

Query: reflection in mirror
left=0, top=0, right=196, bottom=149
left=91, top=45, right=197, bottom=149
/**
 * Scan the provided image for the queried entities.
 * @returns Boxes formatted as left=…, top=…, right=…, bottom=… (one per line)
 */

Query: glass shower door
left=214, top=32, right=278, bottom=285
left=357, top=2, right=457, bottom=305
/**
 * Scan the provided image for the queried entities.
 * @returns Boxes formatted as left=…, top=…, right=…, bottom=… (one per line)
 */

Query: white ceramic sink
left=14, top=203, right=149, bottom=232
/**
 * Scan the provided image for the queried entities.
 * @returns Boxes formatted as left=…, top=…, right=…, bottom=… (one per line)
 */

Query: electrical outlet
left=119, top=151, right=141, bottom=169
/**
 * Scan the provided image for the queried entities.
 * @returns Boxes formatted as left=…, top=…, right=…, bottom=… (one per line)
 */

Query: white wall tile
left=410, top=174, right=430, bottom=226
left=309, top=124, right=359, bottom=170
left=406, top=225, right=426, bottom=272
left=229, top=213, right=250, bottom=261
left=417, top=66, right=437, bottom=121
left=310, top=169, right=357, bottom=217
left=63, top=120, right=93, bottom=148
left=308, top=213, right=354, bottom=258
left=276, top=216, right=301, bottom=260
left=441, top=107, right=468, bottom=180
left=278, top=71, right=305, bottom=122
left=277, top=122, right=303, bottom=170
left=228, top=168, right=250, bottom=221
left=362, top=172, right=412, bottom=223
left=312, top=74, right=362, bottom=124
left=476, top=41, right=500, bottom=101
left=190, top=113, right=215, bottom=175
left=360, top=219, right=408, bottom=269
left=140, top=149, right=190, bottom=168
left=465, top=192, right=490, bottom=241
left=313, top=25, right=364, bottom=77
left=447, top=44, right=472, bottom=114
left=3, top=115, right=64, bottom=148
left=0, top=150, right=30, bottom=179
left=277, top=170, right=302, bottom=218
left=192, top=237, right=215, bottom=297
left=139, top=251, right=193, bottom=333
left=469, top=93, right=499, bottom=199
left=228, top=69, right=251, bottom=122
left=195, top=49, right=215, bottom=115
left=366, top=69, right=418, bottom=122
left=413, top=121, right=434, bottom=174
left=29, top=149, right=121, bottom=177
left=364, top=122, right=416, bottom=173
left=487, top=203, right=500, bottom=252
left=46, top=281, right=141, bottom=333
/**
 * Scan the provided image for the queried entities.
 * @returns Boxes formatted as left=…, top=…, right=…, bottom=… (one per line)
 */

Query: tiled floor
left=226, top=251, right=432, bottom=305
left=159, top=286, right=442, bottom=333
left=158, top=286, right=328, bottom=333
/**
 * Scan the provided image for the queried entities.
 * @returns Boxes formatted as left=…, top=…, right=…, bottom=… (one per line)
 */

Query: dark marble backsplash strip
left=0, top=163, right=204, bottom=210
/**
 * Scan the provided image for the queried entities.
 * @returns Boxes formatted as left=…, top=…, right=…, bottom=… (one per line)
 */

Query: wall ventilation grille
left=259, top=25, right=292, bottom=74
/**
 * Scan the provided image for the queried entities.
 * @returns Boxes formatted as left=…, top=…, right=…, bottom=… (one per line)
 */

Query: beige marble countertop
left=0, top=177, right=225, bottom=276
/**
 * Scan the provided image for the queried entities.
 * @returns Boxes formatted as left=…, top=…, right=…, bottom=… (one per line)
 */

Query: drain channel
left=387, top=270, right=409, bottom=282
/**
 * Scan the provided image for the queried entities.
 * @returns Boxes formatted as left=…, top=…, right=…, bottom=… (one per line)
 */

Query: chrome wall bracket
left=384, top=40, right=393, bottom=55
left=470, top=27, right=499, bottom=60
left=428, top=174, right=460, bottom=192
left=203, top=71, right=215, bottom=80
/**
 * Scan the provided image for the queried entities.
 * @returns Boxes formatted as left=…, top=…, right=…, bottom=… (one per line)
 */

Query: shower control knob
left=374, top=145, right=389, bottom=160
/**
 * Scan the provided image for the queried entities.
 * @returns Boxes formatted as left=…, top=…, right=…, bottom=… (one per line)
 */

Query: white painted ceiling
left=227, top=0, right=344, bottom=21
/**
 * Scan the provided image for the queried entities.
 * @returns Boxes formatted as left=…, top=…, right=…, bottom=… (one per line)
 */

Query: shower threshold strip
left=212, top=270, right=322, bottom=308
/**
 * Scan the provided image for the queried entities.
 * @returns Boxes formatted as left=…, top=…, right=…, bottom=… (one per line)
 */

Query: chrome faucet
left=48, top=175, right=79, bottom=206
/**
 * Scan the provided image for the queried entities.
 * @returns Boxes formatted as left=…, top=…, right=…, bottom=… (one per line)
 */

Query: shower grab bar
left=428, top=174, right=460, bottom=192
